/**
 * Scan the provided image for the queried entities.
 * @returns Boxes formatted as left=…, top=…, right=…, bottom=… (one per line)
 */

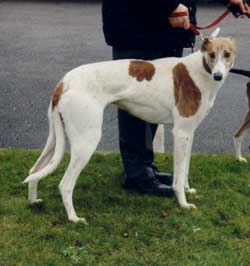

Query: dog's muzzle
left=213, top=72, right=223, bottom=81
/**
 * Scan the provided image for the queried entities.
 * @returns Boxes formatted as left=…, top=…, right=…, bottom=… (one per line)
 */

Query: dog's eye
left=209, top=52, right=215, bottom=59
left=224, top=51, right=231, bottom=58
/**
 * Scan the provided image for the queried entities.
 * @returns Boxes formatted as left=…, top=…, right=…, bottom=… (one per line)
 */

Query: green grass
left=1, top=150, right=250, bottom=266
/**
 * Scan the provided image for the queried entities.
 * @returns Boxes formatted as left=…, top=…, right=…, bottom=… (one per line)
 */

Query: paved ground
left=0, top=1, right=250, bottom=153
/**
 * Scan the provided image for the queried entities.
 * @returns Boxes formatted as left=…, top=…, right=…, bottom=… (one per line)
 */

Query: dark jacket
left=102, top=0, right=197, bottom=49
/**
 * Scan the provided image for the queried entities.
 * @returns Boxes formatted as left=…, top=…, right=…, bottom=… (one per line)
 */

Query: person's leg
left=144, top=47, right=183, bottom=177
left=113, top=47, right=182, bottom=194
left=118, top=109, right=149, bottom=178
left=113, top=48, right=159, bottom=180
left=120, top=48, right=183, bottom=169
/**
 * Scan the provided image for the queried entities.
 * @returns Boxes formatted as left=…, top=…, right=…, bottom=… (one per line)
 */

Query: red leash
left=169, top=9, right=231, bottom=39
left=195, top=10, right=231, bottom=29
left=169, top=4, right=250, bottom=39
left=170, top=6, right=250, bottom=73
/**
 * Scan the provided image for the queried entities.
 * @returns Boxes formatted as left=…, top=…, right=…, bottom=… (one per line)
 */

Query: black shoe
left=123, top=175, right=174, bottom=197
left=151, top=164, right=173, bottom=186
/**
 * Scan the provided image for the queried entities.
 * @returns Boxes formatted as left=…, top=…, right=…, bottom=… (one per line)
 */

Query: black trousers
left=113, top=47, right=183, bottom=178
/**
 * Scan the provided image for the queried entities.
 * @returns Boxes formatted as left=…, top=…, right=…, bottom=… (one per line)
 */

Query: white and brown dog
left=23, top=34, right=236, bottom=223
left=232, top=69, right=250, bottom=162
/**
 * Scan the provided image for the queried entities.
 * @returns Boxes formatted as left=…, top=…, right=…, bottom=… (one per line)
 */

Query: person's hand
left=229, top=0, right=250, bottom=17
left=168, top=4, right=190, bottom=29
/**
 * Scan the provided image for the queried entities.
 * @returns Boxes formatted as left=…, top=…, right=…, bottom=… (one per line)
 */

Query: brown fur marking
left=234, top=81, right=250, bottom=138
left=129, top=60, right=155, bottom=82
left=173, top=63, right=201, bottom=117
left=234, top=111, right=250, bottom=138
left=52, top=82, right=64, bottom=110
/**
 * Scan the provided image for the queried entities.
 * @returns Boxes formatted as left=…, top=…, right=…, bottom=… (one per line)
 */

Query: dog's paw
left=237, top=156, right=247, bottom=163
left=30, top=199, right=43, bottom=204
left=180, top=203, right=197, bottom=210
left=69, top=217, right=88, bottom=225
left=185, top=188, right=197, bottom=194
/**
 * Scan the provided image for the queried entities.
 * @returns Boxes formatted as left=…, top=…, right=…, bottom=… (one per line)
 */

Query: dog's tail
left=23, top=103, right=65, bottom=184
left=28, top=102, right=56, bottom=175
left=230, top=68, right=250, bottom=78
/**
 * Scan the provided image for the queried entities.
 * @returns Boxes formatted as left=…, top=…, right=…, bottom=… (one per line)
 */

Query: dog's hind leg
left=59, top=141, right=98, bottom=223
left=234, top=111, right=250, bottom=162
left=28, top=181, right=42, bottom=203
left=59, top=130, right=101, bottom=224
left=58, top=99, right=103, bottom=223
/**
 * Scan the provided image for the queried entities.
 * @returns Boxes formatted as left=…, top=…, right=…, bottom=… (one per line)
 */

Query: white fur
left=234, top=135, right=248, bottom=162
left=23, top=40, right=234, bottom=223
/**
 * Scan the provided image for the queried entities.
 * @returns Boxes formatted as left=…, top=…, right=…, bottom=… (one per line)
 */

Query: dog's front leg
left=184, top=134, right=197, bottom=194
left=172, top=128, right=196, bottom=209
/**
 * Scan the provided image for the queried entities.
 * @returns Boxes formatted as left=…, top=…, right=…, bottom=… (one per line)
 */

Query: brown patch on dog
left=234, top=81, right=250, bottom=138
left=52, top=82, right=63, bottom=110
left=129, top=60, right=155, bottom=82
left=234, top=111, right=250, bottom=138
left=173, top=63, right=201, bottom=117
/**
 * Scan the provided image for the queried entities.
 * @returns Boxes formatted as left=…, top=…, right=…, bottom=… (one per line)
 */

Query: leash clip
left=189, top=24, right=205, bottom=41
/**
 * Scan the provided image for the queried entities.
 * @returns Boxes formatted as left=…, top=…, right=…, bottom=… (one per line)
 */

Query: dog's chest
left=195, top=88, right=218, bottom=123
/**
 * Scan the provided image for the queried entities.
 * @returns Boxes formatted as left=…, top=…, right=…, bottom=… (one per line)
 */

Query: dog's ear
left=201, top=37, right=212, bottom=52
left=211, top=27, right=220, bottom=38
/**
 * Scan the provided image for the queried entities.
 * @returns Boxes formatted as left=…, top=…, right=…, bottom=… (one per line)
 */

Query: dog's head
left=201, top=37, right=237, bottom=82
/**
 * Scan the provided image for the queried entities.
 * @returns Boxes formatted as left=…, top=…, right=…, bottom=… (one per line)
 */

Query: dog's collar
left=202, top=57, right=212, bottom=75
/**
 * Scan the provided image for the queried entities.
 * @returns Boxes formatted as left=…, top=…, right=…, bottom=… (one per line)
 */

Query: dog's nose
left=213, top=72, right=223, bottom=81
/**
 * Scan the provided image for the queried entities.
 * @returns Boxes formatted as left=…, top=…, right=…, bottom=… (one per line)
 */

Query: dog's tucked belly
left=113, top=81, right=175, bottom=124
left=116, top=100, right=173, bottom=124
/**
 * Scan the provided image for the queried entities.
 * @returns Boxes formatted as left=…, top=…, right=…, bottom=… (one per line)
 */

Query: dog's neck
left=202, top=56, right=212, bottom=75
left=184, top=51, right=213, bottom=77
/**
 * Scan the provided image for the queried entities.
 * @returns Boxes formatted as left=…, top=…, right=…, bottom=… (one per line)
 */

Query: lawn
left=1, top=150, right=250, bottom=266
